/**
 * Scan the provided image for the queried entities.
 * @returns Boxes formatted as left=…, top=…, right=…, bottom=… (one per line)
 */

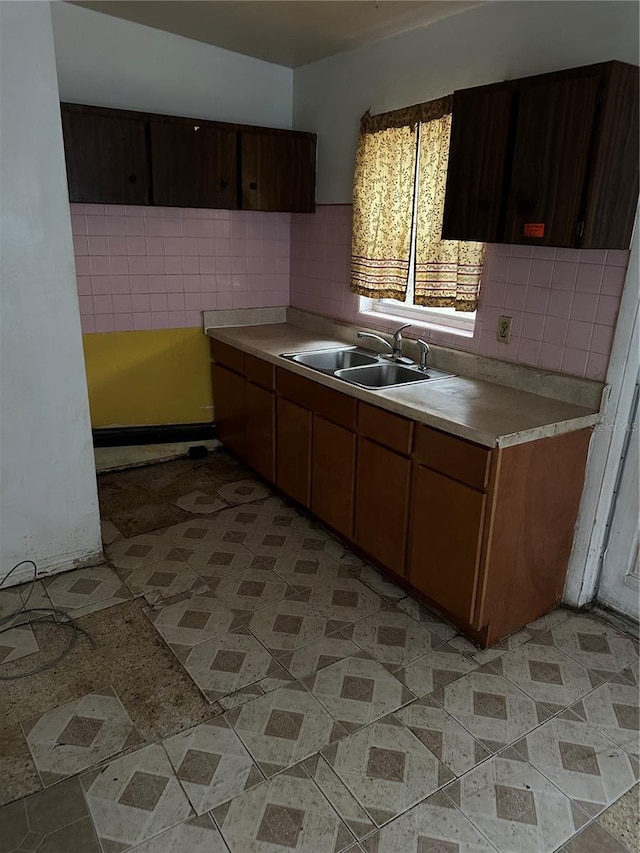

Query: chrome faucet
left=416, top=339, right=430, bottom=372
left=356, top=331, right=393, bottom=357
left=391, top=324, right=411, bottom=359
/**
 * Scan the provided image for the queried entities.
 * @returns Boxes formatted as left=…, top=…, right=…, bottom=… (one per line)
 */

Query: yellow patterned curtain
left=350, top=111, right=419, bottom=300
left=414, top=110, right=485, bottom=311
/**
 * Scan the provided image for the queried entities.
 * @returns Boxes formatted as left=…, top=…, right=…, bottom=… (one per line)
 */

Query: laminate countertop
left=206, top=322, right=601, bottom=448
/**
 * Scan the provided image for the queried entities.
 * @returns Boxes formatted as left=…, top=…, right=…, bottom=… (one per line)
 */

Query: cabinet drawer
left=277, top=369, right=357, bottom=429
left=211, top=339, right=245, bottom=375
left=358, top=403, right=413, bottom=455
left=246, top=354, right=275, bottom=390
left=413, top=425, right=491, bottom=490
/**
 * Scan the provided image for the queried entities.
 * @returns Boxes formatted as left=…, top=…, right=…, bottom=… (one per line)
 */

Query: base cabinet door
left=311, top=416, right=356, bottom=539
left=354, top=437, right=411, bottom=577
left=276, top=397, right=312, bottom=505
left=245, top=381, right=275, bottom=482
left=212, top=364, right=246, bottom=460
left=408, top=465, right=486, bottom=623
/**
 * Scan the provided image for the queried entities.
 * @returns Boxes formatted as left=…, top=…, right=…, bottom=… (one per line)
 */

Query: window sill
left=356, top=308, right=475, bottom=340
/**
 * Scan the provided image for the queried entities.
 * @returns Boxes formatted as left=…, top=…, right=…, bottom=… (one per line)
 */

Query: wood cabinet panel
left=358, top=403, right=413, bottom=456
left=277, top=370, right=356, bottom=429
left=245, top=354, right=275, bottom=390
left=61, top=108, right=150, bottom=205
left=245, top=382, right=275, bottom=481
left=409, top=465, right=486, bottom=624
left=150, top=121, right=237, bottom=209
left=211, top=340, right=246, bottom=375
left=505, top=72, right=600, bottom=246
left=355, top=437, right=412, bottom=577
left=212, top=363, right=246, bottom=459
left=442, top=83, right=514, bottom=243
left=413, top=426, right=491, bottom=490
left=241, top=130, right=316, bottom=212
left=276, top=396, right=312, bottom=505
left=311, top=416, right=356, bottom=538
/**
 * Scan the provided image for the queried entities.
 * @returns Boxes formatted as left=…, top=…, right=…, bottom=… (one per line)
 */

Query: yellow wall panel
left=82, top=329, right=213, bottom=428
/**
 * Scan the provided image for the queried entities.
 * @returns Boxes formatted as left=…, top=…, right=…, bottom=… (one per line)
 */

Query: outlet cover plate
left=497, top=315, right=512, bottom=344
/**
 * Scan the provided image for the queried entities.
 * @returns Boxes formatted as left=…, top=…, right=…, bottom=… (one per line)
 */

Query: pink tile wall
left=72, top=203, right=290, bottom=333
left=290, top=205, right=629, bottom=381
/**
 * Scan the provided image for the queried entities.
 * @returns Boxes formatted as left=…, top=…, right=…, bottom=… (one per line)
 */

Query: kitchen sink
left=283, top=347, right=379, bottom=372
left=335, top=362, right=454, bottom=389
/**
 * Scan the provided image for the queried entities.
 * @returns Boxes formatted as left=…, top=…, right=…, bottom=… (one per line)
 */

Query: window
left=350, top=97, right=484, bottom=332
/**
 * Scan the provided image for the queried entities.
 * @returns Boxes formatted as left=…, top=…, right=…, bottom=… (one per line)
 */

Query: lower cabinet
left=276, top=396, right=312, bottom=506
left=245, top=381, right=275, bottom=482
left=354, top=436, right=411, bottom=577
left=212, top=363, right=246, bottom=459
left=408, top=465, right=486, bottom=624
left=311, top=415, right=356, bottom=539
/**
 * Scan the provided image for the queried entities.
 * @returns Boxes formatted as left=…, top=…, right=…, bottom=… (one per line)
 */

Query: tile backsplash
left=71, top=203, right=290, bottom=333
left=72, top=202, right=629, bottom=381
left=290, top=205, right=629, bottom=381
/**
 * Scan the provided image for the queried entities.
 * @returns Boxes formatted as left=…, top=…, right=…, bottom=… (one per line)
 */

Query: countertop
left=206, top=322, right=601, bottom=448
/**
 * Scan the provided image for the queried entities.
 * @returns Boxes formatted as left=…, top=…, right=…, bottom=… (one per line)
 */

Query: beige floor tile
left=43, top=564, right=131, bottom=620
left=21, top=686, right=141, bottom=787
left=182, top=540, right=256, bottom=582
left=212, top=764, right=355, bottom=852
left=302, top=753, right=376, bottom=840
left=217, top=479, right=272, bottom=505
left=561, top=821, right=632, bottom=852
left=351, top=565, right=407, bottom=604
left=570, top=673, right=639, bottom=757
left=272, top=551, right=347, bottom=593
left=396, top=597, right=458, bottom=642
left=393, top=646, right=478, bottom=697
left=107, top=533, right=183, bottom=570
left=146, top=591, right=241, bottom=656
left=307, top=577, right=384, bottom=626
left=279, top=632, right=360, bottom=680
left=119, top=558, right=206, bottom=604
left=174, top=490, right=228, bottom=514
left=209, top=566, right=294, bottom=616
left=349, top=606, right=444, bottom=669
left=128, top=814, right=228, bottom=852
left=245, top=597, right=344, bottom=658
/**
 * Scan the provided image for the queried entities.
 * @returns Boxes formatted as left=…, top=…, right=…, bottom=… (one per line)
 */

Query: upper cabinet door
left=442, top=83, right=514, bottom=243
left=504, top=72, right=601, bottom=246
left=62, top=108, right=150, bottom=205
left=240, top=131, right=316, bottom=212
left=150, top=121, right=238, bottom=209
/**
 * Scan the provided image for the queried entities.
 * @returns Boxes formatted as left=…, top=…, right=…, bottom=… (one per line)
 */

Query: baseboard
left=1, top=548, right=106, bottom=587
left=93, top=422, right=216, bottom=448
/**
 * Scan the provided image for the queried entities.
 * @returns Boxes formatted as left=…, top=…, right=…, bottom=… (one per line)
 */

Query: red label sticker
left=524, top=223, right=545, bottom=238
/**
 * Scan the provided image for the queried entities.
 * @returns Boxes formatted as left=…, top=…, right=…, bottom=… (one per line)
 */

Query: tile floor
left=0, top=452, right=638, bottom=852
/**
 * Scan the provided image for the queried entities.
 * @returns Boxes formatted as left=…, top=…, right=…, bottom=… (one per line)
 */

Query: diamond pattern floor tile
left=209, top=567, right=294, bottom=616
left=307, top=577, right=384, bottom=625
left=570, top=672, right=640, bottom=757
left=445, top=752, right=590, bottom=853
left=302, top=753, right=376, bottom=840
left=163, top=717, right=263, bottom=815
left=217, top=503, right=299, bottom=537
left=81, top=743, right=193, bottom=851
left=561, top=821, right=631, bottom=853
left=127, top=814, right=228, bottom=852
left=101, top=518, right=123, bottom=546
left=457, top=629, right=533, bottom=666
left=21, top=687, right=141, bottom=786
left=487, top=642, right=605, bottom=712
left=182, top=541, right=255, bottom=583
left=393, top=646, right=478, bottom=698
left=303, top=652, right=415, bottom=733
left=162, top=518, right=227, bottom=549
left=175, top=491, right=228, bottom=515
left=244, top=597, right=343, bottom=658
left=349, top=606, right=444, bottom=669
left=245, top=527, right=310, bottom=559
left=395, top=598, right=458, bottom=643
left=217, top=479, right=272, bottom=505
left=118, top=558, right=206, bottom=604
left=279, top=632, right=360, bottom=680
left=43, top=565, right=131, bottom=620
left=219, top=684, right=265, bottom=711
left=322, top=714, right=454, bottom=826
left=146, top=591, right=241, bottom=656
left=212, top=764, right=355, bottom=852
left=513, top=710, right=639, bottom=818
left=396, top=695, right=492, bottom=777
left=351, top=565, right=407, bottom=604
left=107, top=533, right=185, bottom=570
left=179, top=626, right=290, bottom=703
left=530, top=615, right=639, bottom=678
left=272, top=551, right=347, bottom=592
left=361, top=791, right=498, bottom=852
left=225, top=682, right=346, bottom=777
left=0, top=586, right=40, bottom=664
left=432, top=669, right=553, bottom=753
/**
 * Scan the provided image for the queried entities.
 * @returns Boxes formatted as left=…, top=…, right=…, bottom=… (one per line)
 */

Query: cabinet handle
left=128, top=174, right=137, bottom=184
left=249, top=181, right=258, bottom=190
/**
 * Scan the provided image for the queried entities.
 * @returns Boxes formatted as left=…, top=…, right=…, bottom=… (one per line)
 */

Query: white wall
left=52, top=2, right=293, bottom=128
left=294, top=0, right=640, bottom=203
left=0, top=1, right=102, bottom=584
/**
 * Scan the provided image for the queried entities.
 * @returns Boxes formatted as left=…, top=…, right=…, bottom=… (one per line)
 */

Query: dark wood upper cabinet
left=442, top=60, right=639, bottom=249
left=61, top=103, right=316, bottom=213
left=150, top=121, right=238, bottom=209
left=442, top=83, right=515, bottom=243
left=61, top=108, right=150, bottom=205
left=241, top=130, right=316, bottom=213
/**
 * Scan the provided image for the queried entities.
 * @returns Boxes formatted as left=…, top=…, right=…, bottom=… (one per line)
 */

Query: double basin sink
left=281, top=346, right=454, bottom=389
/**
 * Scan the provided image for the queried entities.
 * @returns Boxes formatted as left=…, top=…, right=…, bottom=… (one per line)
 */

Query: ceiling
left=72, top=1, right=483, bottom=68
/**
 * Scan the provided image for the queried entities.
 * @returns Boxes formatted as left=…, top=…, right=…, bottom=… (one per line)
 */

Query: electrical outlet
left=497, top=315, right=512, bottom=343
